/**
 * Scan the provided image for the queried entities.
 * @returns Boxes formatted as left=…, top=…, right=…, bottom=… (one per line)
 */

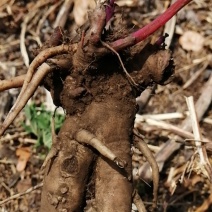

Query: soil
left=0, top=0, right=211, bottom=211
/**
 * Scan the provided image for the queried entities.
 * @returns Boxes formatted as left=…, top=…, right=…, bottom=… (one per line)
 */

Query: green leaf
left=22, top=103, right=64, bottom=150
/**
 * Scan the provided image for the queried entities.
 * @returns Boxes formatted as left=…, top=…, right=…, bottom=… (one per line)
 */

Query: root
left=0, top=63, right=52, bottom=136
left=0, top=57, right=71, bottom=92
left=133, top=129, right=159, bottom=209
left=47, top=56, right=72, bottom=70
left=16, top=44, right=74, bottom=109
left=0, top=75, right=25, bottom=92
left=0, top=43, right=77, bottom=136
left=0, top=44, right=76, bottom=137
left=100, top=40, right=138, bottom=88
left=132, top=189, right=147, bottom=212
left=74, top=129, right=127, bottom=168
left=21, top=44, right=74, bottom=92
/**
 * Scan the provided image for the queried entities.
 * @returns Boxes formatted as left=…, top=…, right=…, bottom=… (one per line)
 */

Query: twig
left=0, top=182, right=43, bottom=205
left=0, top=159, right=15, bottom=165
left=186, top=97, right=205, bottom=162
left=36, top=1, right=62, bottom=38
left=132, top=189, right=147, bottom=212
left=0, top=132, right=28, bottom=142
left=20, top=10, right=37, bottom=67
left=176, top=55, right=211, bottom=73
left=18, top=137, right=37, bottom=144
left=185, top=96, right=212, bottom=179
left=136, top=112, right=212, bottom=125
left=136, top=112, right=186, bottom=121
left=183, top=61, right=209, bottom=89
left=136, top=117, right=211, bottom=143
left=203, top=118, right=212, bottom=125
left=138, top=73, right=212, bottom=181
left=53, top=0, right=74, bottom=28
left=163, top=0, right=177, bottom=48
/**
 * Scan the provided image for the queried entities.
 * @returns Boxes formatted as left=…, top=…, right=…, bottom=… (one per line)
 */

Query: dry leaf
left=16, top=178, right=32, bottom=193
left=179, top=31, right=205, bottom=52
left=16, top=147, right=31, bottom=172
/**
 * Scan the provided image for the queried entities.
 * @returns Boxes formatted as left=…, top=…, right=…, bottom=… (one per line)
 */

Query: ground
left=0, top=0, right=211, bottom=211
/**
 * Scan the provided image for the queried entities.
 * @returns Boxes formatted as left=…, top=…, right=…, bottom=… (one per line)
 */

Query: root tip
left=114, top=158, right=127, bottom=168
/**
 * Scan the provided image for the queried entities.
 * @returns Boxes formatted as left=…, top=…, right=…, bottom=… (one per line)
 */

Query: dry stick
left=20, top=10, right=37, bottom=67
left=136, top=112, right=212, bottom=126
left=20, top=0, right=52, bottom=65
left=0, top=132, right=28, bottom=143
left=133, top=189, right=147, bottom=212
left=185, top=96, right=212, bottom=179
left=138, top=73, right=212, bottom=181
left=176, top=55, right=211, bottom=74
left=0, top=182, right=43, bottom=206
left=204, top=118, right=212, bottom=125
left=135, top=117, right=211, bottom=143
left=74, top=129, right=127, bottom=168
left=0, top=63, right=52, bottom=136
left=0, top=75, right=25, bottom=92
left=163, top=0, right=177, bottom=48
left=53, top=0, right=74, bottom=28
left=36, top=1, right=62, bottom=37
left=183, top=61, right=209, bottom=89
left=133, top=130, right=159, bottom=210
left=136, top=112, right=186, bottom=121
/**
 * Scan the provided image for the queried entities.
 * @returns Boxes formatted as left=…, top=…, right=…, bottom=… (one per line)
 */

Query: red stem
left=111, top=0, right=192, bottom=50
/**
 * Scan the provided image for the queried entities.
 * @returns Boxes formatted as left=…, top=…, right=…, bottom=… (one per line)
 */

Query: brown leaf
left=179, top=31, right=205, bottom=52
left=16, top=147, right=31, bottom=172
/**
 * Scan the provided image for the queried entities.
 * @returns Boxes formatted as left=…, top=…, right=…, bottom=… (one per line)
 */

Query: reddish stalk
left=105, top=0, right=115, bottom=23
left=111, top=0, right=192, bottom=50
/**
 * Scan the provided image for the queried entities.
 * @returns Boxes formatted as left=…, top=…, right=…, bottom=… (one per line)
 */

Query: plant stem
left=111, top=0, right=192, bottom=50
left=132, top=0, right=192, bottom=43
